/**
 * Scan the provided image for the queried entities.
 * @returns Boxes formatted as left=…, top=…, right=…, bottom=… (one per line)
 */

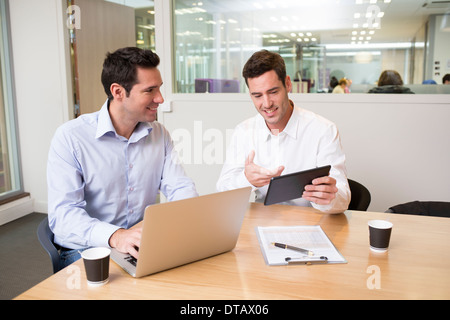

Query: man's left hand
left=302, top=176, right=338, bottom=205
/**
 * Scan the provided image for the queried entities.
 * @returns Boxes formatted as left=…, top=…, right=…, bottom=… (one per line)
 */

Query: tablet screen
left=264, top=165, right=331, bottom=206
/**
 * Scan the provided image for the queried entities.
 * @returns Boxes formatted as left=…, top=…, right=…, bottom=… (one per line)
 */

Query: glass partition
left=172, top=0, right=450, bottom=94
left=0, top=0, right=23, bottom=201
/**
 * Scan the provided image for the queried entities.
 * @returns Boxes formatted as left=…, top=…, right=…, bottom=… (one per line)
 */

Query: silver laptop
left=111, top=187, right=252, bottom=278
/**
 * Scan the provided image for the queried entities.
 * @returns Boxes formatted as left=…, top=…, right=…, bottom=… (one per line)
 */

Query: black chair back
left=348, top=179, right=371, bottom=211
left=386, top=201, right=450, bottom=218
left=37, top=217, right=61, bottom=273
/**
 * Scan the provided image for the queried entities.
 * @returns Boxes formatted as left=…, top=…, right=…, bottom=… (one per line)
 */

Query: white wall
left=2, top=0, right=450, bottom=221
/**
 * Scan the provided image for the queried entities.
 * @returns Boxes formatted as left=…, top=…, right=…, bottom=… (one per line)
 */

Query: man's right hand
left=244, top=150, right=284, bottom=188
left=108, top=228, right=142, bottom=259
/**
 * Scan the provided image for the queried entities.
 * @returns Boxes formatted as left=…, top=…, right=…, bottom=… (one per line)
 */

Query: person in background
left=47, top=47, right=198, bottom=268
left=332, top=78, right=348, bottom=94
left=328, top=76, right=338, bottom=93
left=217, top=50, right=350, bottom=214
left=368, top=70, right=414, bottom=94
left=443, top=74, right=450, bottom=84
left=344, top=78, right=352, bottom=93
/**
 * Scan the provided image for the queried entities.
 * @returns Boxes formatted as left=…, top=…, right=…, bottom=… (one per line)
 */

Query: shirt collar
left=95, top=100, right=116, bottom=139
left=95, top=100, right=152, bottom=141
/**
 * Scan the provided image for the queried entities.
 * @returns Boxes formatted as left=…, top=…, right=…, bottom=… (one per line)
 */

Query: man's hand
left=244, top=150, right=284, bottom=188
left=302, top=176, right=338, bottom=205
left=108, top=228, right=142, bottom=259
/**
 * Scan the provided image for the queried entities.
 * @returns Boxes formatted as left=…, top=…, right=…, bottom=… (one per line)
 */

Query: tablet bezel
left=264, top=165, right=332, bottom=206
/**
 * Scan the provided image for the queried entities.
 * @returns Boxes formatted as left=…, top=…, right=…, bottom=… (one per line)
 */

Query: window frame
left=0, top=0, right=24, bottom=203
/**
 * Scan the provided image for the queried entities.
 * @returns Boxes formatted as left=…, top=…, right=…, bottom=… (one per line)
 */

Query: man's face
left=247, top=70, right=293, bottom=133
left=122, top=67, right=164, bottom=123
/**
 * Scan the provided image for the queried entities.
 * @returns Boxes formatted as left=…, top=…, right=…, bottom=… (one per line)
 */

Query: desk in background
left=16, top=203, right=450, bottom=300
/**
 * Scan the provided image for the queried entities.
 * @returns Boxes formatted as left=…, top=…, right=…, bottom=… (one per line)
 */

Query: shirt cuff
left=90, top=221, right=122, bottom=248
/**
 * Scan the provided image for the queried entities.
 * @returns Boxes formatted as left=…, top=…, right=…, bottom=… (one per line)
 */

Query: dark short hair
left=242, top=50, right=287, bottom=87
left=443, top=73, right=450, bottom=84
left=101, top=47, right=160, bottom=100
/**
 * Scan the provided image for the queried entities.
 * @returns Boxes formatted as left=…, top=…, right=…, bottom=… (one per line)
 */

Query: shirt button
left=129, top=187, right=134, bottom=191
left=129, top=164, right=133, bottom=169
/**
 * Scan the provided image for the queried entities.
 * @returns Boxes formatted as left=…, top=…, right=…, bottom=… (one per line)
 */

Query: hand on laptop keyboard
left=125, top=255, right=137, bottom=267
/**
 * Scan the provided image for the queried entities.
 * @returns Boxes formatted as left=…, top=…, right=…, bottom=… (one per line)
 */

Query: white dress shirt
left=47, top=100, right=198, bottom=250
left=217, top=104, right=350, bottom=213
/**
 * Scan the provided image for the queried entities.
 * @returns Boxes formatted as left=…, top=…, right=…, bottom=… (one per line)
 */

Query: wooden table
left=16, top=203, right=450, bottom=300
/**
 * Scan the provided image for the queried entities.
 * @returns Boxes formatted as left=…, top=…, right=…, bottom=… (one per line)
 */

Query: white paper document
left=255, top=225, right=347, bottom=265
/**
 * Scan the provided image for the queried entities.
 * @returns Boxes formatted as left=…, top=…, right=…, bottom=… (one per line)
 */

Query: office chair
left=37, top=217, right=62, bottom=273
left=386, top=201, right=450, bottom=218
left=347, top=179, right=371, bottom=211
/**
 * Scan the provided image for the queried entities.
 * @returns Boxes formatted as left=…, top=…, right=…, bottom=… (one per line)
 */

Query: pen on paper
left=271, top=242, right=314, bottom=256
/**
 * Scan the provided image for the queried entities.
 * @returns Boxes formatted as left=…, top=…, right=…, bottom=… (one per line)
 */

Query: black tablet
left=264, top=165, right=331, bottom=206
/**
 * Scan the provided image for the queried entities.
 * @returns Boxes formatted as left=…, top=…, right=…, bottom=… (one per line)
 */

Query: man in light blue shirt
left=47, top=47, right=198, bottom=268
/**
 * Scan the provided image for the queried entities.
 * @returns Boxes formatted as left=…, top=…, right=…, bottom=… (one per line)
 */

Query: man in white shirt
left=216, top=50, right=350, bottom=213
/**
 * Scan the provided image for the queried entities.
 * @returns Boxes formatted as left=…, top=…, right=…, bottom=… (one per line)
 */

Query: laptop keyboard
left=125, top=255, right=137, bottom=267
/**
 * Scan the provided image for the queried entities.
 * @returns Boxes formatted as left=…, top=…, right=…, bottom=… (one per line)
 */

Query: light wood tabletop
left=16, top=203, right=450, bottom=300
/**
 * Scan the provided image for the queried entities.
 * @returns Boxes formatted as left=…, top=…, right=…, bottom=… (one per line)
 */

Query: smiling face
left=108, top=67, right=164, bottom=138
left=121, top=67, right=164, bottom=124
left=247, top=70, right=293, bottom=133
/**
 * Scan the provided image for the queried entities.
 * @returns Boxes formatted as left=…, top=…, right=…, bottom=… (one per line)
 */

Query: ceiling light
left=354, top=13, right=361, bottom=19
left=253, top=2, right=263, bottom=9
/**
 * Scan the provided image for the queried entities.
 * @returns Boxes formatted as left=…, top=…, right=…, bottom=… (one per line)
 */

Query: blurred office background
left=1, top=0, right=450, bottom=223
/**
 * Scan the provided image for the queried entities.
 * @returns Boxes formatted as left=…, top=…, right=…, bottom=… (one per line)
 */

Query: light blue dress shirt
left=47, top=101, right=198, bottom=250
